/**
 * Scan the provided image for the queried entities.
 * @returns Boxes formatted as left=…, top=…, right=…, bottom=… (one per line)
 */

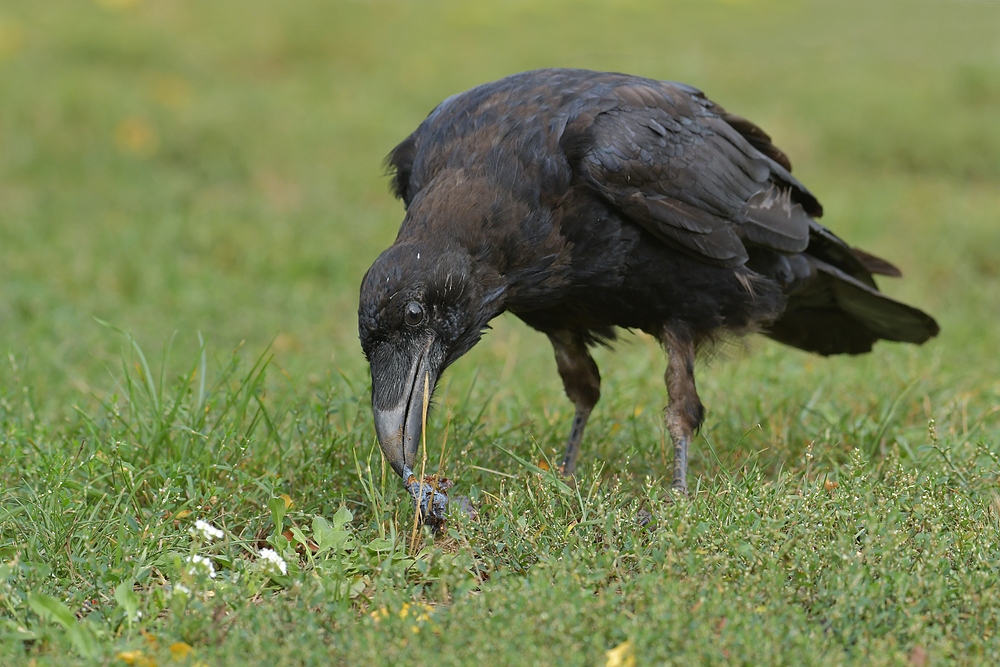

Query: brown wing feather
left=851, top=246, right=903, bottom=277
left=717, top=111, right=793, bottom=172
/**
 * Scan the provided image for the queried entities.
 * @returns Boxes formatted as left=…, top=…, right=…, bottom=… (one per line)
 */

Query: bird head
left=358, top=241, right=505, bottom=479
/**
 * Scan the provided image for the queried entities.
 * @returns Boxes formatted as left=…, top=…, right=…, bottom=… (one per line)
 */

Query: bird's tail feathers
left=765, top=258, right=938, bottom=356
left=816, top=260, right=938, bottom=343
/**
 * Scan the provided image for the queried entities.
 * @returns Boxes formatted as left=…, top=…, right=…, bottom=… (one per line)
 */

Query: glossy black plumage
left=358, top=69, right=938, bottom=498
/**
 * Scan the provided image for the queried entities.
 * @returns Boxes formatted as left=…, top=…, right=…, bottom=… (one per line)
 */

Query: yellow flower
left=114, top=117, right=158, bottom=157
left=605, top=640, right=635, bottom=667
left=116, top=650, right=157, bottom=667
left=169, top=642, right=193, bottom=661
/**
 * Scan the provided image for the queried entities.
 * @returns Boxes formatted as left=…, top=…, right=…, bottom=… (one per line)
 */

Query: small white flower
left=258, top=548, right=288, bottom=576
left=190, top=519, right=224, bottom=542
left=185, top=554, right=216, bottom=579
left=172, top=583, right=191, bottom=596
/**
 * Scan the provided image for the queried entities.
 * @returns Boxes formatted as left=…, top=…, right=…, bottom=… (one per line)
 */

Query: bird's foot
left=404, top=473, right=453, bottom=532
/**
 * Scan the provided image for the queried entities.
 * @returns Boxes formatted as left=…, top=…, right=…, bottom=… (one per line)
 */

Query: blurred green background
left=2, top=1, right=1000, bottom=663
left=2, top=0, right=999, bottom=411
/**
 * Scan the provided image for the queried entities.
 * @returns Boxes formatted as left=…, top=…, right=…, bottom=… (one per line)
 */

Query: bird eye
left=404, top=302, right=424, bottom=326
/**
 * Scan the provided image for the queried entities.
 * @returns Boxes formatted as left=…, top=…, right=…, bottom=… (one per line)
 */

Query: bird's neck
left=400, top=169, right=556, bottom=277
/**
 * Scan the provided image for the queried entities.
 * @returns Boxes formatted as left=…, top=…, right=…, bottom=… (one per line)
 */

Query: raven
left=358, top=69, right=938, bottom=506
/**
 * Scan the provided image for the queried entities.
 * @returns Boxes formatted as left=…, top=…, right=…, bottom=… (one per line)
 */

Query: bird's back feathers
left=383, top=68, right=938, bottom=355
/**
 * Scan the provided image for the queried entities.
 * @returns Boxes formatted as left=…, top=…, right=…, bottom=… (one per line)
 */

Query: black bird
left=358, top=68, right=938, bottom=506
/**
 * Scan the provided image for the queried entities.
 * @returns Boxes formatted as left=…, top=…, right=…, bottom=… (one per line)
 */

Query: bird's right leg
left=548, top=331, right=601, bottom=477
left=659, top=327, right=704, bottom=496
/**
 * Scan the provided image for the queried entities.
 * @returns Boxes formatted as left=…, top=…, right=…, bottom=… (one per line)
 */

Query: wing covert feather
left=575, top=81, right=817, bottom=266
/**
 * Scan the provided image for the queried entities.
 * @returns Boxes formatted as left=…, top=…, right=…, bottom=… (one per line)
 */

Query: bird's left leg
left=548, top=330, right=601, bottom=477
left=658, top=327, right=704, bottom=496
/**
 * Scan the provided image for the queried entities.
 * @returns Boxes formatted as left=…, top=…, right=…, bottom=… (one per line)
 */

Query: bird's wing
left=572, top=80, right=822, bottom=267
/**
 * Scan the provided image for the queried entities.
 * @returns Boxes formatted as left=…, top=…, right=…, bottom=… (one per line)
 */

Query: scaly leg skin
left=548, top=331, right=601, bottom=477
left=561, top=407, right=592, bottom=476
left=659, top=328, right=704, bottom=497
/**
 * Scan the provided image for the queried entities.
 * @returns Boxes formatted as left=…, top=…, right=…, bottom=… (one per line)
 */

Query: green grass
left=2, top=0, right=1000, bottom=664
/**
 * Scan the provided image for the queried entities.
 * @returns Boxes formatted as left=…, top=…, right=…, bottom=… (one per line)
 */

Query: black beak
left=370, top=336, right=438, bottom=479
